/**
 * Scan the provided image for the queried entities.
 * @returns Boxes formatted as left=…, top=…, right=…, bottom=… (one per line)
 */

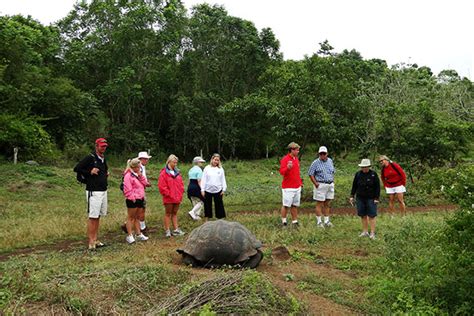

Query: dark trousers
left=204, top=191, right=226, bottom=219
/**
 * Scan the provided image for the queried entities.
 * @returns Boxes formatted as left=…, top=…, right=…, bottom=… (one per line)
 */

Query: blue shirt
left=188, top=165, right=203, bottom=180
left=308, top=158, right=335, bottom=183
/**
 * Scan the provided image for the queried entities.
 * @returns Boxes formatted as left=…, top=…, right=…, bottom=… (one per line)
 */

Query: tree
left=0, top=15, right=101, bottom=152
left=57, top=0, right=187, bottom=152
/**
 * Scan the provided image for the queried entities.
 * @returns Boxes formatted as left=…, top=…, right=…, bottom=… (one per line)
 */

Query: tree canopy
left=0, top=1, right=472, bottom=170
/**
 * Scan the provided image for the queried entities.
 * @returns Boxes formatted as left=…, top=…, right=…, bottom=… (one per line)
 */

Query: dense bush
left=422, top=164, right=474, bottom=209
left=0, top=114, right=55, bottom=160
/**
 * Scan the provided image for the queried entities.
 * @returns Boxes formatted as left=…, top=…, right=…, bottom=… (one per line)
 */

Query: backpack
left=73, top=153, right=97, bottom=184
left=120, top=173, right=137, bottom=192
left=382, top=162, right=404, bottom=183
left=120, top=176, right=125, bottom=191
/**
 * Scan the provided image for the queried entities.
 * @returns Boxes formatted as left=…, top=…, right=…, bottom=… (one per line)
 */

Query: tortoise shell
left=177, top=220, right=262, bottom=266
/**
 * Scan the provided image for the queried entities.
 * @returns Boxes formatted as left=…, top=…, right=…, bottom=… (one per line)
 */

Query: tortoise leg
left=182, top=254, right=200, bottom=267
left=242, top=250, right=263, bottom=269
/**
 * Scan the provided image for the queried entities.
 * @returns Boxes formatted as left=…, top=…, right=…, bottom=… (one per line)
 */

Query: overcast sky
left=2, top=0, right=472, bottom=80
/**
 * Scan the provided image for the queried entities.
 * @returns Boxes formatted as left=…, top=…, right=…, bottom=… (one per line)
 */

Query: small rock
left=272, top=246, right=291, bottom=261
left=25, top=160, right=39, bottom=166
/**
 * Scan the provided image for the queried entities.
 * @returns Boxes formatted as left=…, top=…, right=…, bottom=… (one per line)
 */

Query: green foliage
left=2, top=6, right=473, bottom=162
left=0, top=113, right=55, bottom=160
left=376, top=101, right=471, bottom=171
left=422, top=164, right=474, bottom=209
left=371, top=212, right=474, bottom=314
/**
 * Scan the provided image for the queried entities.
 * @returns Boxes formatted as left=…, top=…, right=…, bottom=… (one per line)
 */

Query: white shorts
left=86, top=191, right=108, bottom=218
left=282, top=187, right=301, bottom=207
left=313, top=183, right=335, bottom=201
left=385, top=185, right=406, bottom=194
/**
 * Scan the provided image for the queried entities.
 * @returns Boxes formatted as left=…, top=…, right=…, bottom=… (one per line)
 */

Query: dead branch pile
left=151, top=271, right=300, bottom=315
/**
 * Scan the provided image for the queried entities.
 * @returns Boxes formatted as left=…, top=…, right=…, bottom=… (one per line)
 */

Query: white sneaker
left=317, top=222, right=325, bottom=228
left=369, top=233, right=376, bottom=240
left=324, top=221, right=334, bottom=228
left=172, top=228, right=185, bottom=236
left=136, top=233, right=149, bottom=241
left=126, top=235, right=135, bottom=244
left=359, top=232, right=369, bottom=237
left=165, top=230, right=171, bottom=238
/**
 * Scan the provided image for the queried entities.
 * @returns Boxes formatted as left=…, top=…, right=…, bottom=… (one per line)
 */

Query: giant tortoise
left=177, top=220, right=263, bottom=268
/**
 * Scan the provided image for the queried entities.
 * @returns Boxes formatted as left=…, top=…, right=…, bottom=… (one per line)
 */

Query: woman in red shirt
left=379, top=155, right=407, bottom=216
left=158, top=154, right=185, bottom=238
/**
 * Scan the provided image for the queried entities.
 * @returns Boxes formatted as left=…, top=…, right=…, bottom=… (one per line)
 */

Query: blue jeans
left=356, top=197, right=377, bottom=218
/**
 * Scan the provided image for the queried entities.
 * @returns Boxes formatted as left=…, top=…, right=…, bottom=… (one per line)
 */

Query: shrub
left=421, top=164, right=474, bottom=209
left=0, top=113, right=55, bottom=161
left=371, top=210, right=474, bottom=314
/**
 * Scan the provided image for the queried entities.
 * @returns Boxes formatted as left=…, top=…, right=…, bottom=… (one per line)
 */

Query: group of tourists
left=76, top=138, right=406, bottom=250
left=280, top=142, right=407, bottom=240
left=75, top=139, right=227, bottom=250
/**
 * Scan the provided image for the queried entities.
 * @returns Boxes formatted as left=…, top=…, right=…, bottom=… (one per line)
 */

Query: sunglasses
left=319, top=152, right=327, bottom=155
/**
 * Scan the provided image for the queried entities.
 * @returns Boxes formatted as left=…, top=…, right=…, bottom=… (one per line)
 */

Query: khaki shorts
left=313, top=183, right=335, bottom=201
left=282, top=187, right=301, bottom=207
left=86, top=191, right=108, bottom=218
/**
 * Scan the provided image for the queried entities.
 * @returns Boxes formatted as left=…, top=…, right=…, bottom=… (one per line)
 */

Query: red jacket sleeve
left=392, top=162, right=406, bottom=186
left=279, top=156, right=288, bottom=176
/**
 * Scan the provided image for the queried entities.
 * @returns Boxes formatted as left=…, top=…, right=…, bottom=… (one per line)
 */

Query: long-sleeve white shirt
left=201, top=165, right=227, bottom=194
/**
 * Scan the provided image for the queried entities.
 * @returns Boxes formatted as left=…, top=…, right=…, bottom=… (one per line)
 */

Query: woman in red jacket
left=379, top=155, right=407, bottom=216
left=158, top=154, right=185, bottom=237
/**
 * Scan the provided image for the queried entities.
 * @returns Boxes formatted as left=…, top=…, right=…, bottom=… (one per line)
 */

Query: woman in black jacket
left=349, top=159, right=380, bottom=240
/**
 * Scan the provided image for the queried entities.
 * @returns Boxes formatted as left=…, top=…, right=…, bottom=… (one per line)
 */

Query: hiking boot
left=121, top=223, right=128, bottom=234
left=136, top=233, right=149, bottom=241
left=358, top=232, right=369, bottom=238
left=165, top=230, right=172, bottom=238
left=369, top=233, right=376, bottom=240
left=324, top=221, right=334, bottom=228
left=172, top=228, right=185, bottom=236
left=126, top=235, right=135, bottom=244
left=281, top=222, right=288, bottom=228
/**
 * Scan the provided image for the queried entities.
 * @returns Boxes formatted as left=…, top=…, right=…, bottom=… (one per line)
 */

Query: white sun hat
left=138, top=151, right=152, bottom=159
left=358, top=158, right=371, bottom=167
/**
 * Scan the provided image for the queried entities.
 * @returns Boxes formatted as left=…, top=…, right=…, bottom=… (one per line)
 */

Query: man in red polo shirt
left=279, top=142, right=303, bottom=227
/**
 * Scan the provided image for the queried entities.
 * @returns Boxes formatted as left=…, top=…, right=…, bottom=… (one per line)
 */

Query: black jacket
left=76, top=152, right=108, bottom=191
left=350, top=169, right=380, bottom=199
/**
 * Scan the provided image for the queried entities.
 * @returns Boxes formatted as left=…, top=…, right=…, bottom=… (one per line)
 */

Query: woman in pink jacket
left=158, top=154, right=185, bottom=238
left=123, top=158, right=150, bottom=244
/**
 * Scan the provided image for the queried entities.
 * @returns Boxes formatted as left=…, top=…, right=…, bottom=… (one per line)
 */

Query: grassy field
left=0, top=157, right=457, bottom=314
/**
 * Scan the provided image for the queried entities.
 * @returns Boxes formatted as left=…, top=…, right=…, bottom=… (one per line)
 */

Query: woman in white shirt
left=201, top=153, right=227, bottom=219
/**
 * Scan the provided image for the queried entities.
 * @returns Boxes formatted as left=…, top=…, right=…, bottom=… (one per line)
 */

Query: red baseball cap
left=95, top=138, right=108, bottom=147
